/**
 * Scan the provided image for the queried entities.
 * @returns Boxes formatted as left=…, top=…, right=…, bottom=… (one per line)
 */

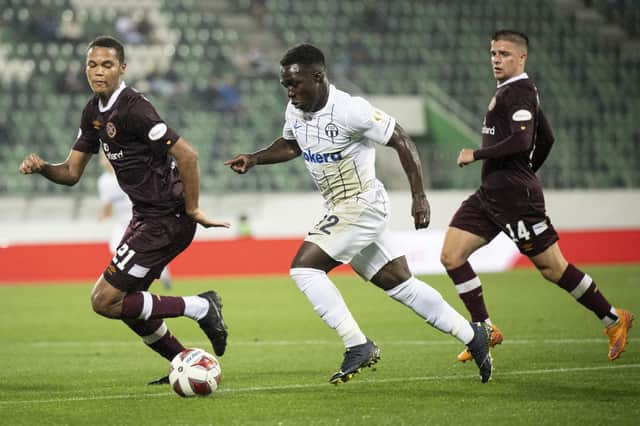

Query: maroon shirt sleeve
left=72, top=101, right=100, bottom=153
left=531, top=107, right=555, bottom=172
left=126, top=96, right=180, bottom=155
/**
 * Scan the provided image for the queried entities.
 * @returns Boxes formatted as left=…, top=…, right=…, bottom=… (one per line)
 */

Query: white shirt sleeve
left=97, top=173, right=123, bottom=204
left=345, top=97, right=396, bottom=145
left=282, top=105, right=295, bottom=140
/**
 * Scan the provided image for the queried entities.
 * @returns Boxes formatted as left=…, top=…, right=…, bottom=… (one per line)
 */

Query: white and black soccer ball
left=169, top=348, right=222, bottom=397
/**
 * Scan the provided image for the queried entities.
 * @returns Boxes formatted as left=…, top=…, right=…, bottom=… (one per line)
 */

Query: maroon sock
left=124, top=319, right=185, bottom=361
left=447, top=261, right=489, bottom=323
left=557, top=264, right=616, bottom=321
left=121, top=291, right=186, bottom=320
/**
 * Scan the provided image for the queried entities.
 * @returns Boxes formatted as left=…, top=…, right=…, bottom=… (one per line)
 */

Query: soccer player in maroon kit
left=19, top=36, right=229, bottom=384
left=440, top=30, right=633, bottom=363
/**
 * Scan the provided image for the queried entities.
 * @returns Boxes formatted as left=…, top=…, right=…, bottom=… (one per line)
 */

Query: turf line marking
left=2, top=364, right=638, bottom=406
left=5, top=337, right=639, bottom=348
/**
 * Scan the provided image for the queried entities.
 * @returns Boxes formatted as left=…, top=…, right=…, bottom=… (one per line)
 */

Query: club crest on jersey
left=106, top=122, right=117, bottom=138
left=303, top=149, right=343, bottom=164
left=325, top=123, right=339, bottom=138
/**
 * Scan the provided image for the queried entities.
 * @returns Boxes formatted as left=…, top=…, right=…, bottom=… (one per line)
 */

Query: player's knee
left=370, top=259, right=411, bottom=290
left=440, top=249, right=462, bottom=270
left=290, top=267, right=325, bottom=292
left=90, top=282, right=123, bottom=318
left=538, top=265, right=562, bottom=283
left=91, top=291, right=110, bottom=317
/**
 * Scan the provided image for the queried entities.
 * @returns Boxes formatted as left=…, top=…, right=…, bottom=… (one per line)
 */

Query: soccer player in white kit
left=225, top=44, right=493, bottom=384
left=97, top=151, right=172, bottom=289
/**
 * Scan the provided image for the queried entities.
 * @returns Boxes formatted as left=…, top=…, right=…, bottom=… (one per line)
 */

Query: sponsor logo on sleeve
left=512, top=109, right=532, bottom=122
left=373, top=110, right=383, bottom=122
left=148, top=123, right=168, bottom=141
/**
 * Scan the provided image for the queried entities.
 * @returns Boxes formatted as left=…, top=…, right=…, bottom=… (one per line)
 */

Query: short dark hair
left=88, top=36, right=126, bottom=64
left=280, top=43, right=325, bottom=67
left=492, top=30, right=529, bottom=50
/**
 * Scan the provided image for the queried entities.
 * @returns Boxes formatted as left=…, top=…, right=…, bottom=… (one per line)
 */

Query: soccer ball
left=169, top=348, right=222, bottom=397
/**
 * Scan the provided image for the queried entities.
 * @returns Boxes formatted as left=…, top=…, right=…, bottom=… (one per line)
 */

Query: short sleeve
left=282, top=107, right=295, bottom=140
left=127, top=96, right=180, bottom=155
left=506, top=87, right=537, bottom=134
left=72, top=102, right=100, bottom=153
left=346, top=97, right=396, bottom=145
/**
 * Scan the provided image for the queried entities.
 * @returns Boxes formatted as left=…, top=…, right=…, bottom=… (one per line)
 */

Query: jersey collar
left=496, top=73, right=528, bottom=88
left=98, top=81, right=127, bottom=112
left=300, top=84, right=335, bottom=120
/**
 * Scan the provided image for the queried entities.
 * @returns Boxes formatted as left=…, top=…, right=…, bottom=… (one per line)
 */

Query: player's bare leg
left=531, top=242, right=633, bottom=360
left=91, top=276, right=228, bottom=359
left=440, top=227, right=503, bottom=361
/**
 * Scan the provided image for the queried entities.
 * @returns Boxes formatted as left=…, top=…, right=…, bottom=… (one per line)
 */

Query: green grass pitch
left=1, top=265, right=638, bottom=425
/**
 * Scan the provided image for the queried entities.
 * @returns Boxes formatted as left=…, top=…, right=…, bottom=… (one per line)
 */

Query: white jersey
left=98, top=171, right=132, bottom=252
left=283, top=85, right=396, bottom=205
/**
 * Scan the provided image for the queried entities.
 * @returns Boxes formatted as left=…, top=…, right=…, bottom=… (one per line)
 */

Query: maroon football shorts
left=102, top=212, right=196, bottom=292
left=449, top=188, right=559, bottom=257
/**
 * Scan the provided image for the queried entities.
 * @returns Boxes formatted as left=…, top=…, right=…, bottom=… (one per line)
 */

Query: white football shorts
left=305, top=187, right=403, bottom=280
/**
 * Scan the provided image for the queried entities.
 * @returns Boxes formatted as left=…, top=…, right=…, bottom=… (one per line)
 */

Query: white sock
left=386, top=276, right=474, bottom=344
left=183, top=296, right=210, bottom=320
left=603, top=307, right=618, bottom=327
left=160, top=267, right=171, bottom=283
left=290, top=267, right=366, bottom=348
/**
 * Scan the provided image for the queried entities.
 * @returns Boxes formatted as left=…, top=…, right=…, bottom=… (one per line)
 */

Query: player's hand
left=412, top=193, right=431, bottom=229
left=457, top=148, right=476, bottom=167
left=19, top=153, right=46, bottom=174
left=188, top=208, right=231, bottom=229
left=224, top=154, right=256, bottom=174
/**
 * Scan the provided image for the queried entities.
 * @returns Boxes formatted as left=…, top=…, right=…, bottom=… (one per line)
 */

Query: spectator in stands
left=225, top=43, right=493, bottom=384
left=236, top=213, right=253, bottom=239
left=208, top=75, right=242, bottom=113
left=28, top=10, right=59, bottom=41
left=249, top=0, right=270, bottom=29
left=440, top=29, right=633, bottom=364
left=18, top=36, right=230, bottom=385
left=232, top=43, right=274, bottom=78
left=115, top=14, right=144, bottom=45
left=59, top=9, right=82, bottom=43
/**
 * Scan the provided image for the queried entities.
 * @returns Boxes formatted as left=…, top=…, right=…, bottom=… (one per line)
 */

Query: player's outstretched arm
left=387, top=123, right=430, bottom=229
left=224, top=137, right=301, bottom=174
left=170, top=137, right=230, bottom=229
left=19, top=149, right=92, bottom=186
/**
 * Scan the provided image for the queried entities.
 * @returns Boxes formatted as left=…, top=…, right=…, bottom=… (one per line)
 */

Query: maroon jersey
left=73, top=84, right=183, bottom=216
left=474, top=75, right=541, bottom=197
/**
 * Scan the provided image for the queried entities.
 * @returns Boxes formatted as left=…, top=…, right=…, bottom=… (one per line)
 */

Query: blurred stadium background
left=0, top=0, right=639, bottom=281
